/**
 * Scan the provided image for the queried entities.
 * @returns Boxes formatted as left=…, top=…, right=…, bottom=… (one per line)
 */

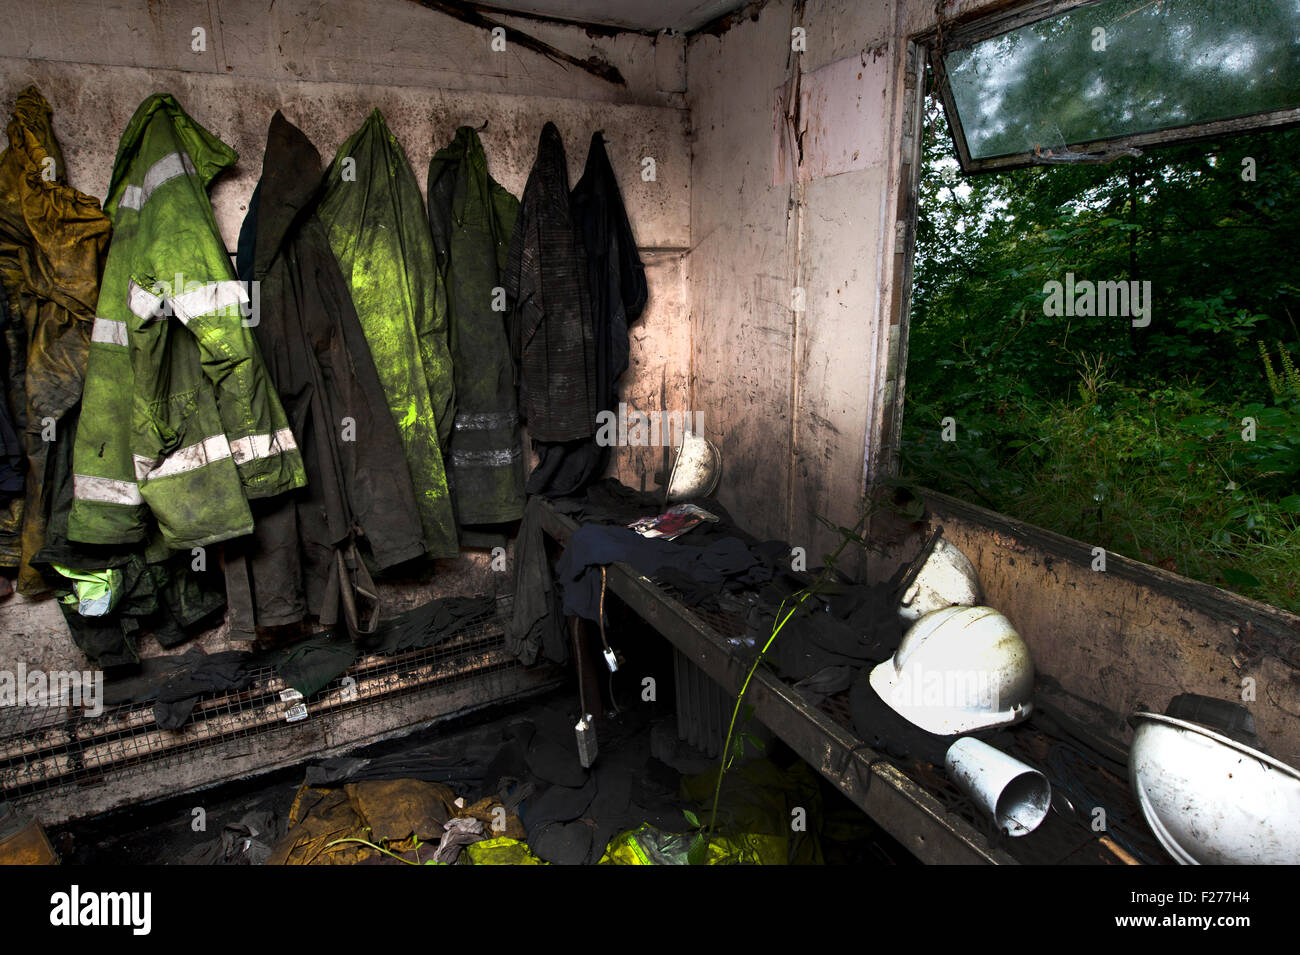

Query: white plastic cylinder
left=944, top=737, right=1051, bottom=837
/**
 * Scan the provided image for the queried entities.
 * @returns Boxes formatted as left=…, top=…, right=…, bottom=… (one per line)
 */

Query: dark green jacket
left=318, top=110, right=458, bottom=557
left=236, top=111, right=427, bottom=633
left=428, top=126, right=525, bottom=526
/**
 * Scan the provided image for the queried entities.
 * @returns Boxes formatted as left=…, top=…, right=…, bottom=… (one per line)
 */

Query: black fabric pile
left=555, top=523, right=765, bottom=621
left=49, top=547, right=226, bottom=671
left=551, top=478, right=741, bottom=534
left=153, top=649, right=257, bottom=730
left=304, top=744, right=491, bottom=790
left=276, top=633, right=356, bottom=699
left=276, top=594, right=497, bottom=697
left=480, top=706, right=690, bottom=865
left=104, top=593, right=501, bottom=728
left=178, top=810, right=280, bottom=866
left=361, top=594, right=496, bottom=656
left=743, top=580, right=904, bottom=684
left=848, top=669, right=1019, bottom=769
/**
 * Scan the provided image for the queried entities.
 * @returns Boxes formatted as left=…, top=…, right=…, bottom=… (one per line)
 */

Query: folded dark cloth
left=363, top=594, right=496, bottom=655
left=531, top=820, right=593, bottom=865
left=524, top=777, right=597, bottom=834
left=793, top=665, right=856, bottom=703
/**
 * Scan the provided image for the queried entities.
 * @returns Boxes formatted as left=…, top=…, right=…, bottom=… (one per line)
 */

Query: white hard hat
left=869, top=606, right=1034, bottom=735
left=665, top=430, right=721, bottom=502
left=897, top=538, right=981, bottom=622
left=1129, top=711, right=1300, bottom=865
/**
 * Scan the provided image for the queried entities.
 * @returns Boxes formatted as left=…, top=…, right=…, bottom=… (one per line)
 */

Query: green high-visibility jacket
left=68, top=94, right=306, bottom=550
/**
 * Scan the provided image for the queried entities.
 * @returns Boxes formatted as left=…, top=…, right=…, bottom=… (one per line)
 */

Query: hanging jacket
left=317, top=110, right=459, bottom=558
left=526, top=132, right=649, bottom=498
left=427, top=126, right=526, bottom=526
left=505, top=123, right=597, bottom=443
left=0, top=86, right=112, bottom=593
left=34, top=395, right=227, bottom=668
left=1, top=276, right=24, bottom=568
left=68, top=93, right=306, bottom=551
left=571, top=131, right=647, bottom=417
left=234, top=111, right=426, bottom=633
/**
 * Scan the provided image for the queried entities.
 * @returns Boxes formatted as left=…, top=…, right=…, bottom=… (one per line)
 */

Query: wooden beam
left=406, top=0, right=627, bottom=86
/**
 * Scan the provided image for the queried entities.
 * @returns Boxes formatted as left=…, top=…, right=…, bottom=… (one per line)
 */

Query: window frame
left=929, top=0, right=1300, bottom=175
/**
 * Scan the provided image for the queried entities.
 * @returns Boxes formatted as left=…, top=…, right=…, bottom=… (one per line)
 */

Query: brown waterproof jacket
left=0, top=86, right=111, bottom=594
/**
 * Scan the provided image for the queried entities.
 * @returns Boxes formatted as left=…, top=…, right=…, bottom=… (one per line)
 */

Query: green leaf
left=1221, top=567, right=1262, bottom=588
left=687, top=832, right=708, bottom=866
left=682, top=809, right=700, bottom=828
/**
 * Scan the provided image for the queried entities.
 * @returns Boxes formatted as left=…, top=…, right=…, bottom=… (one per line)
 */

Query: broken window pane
left=939, top=0, right=1300, bottom=167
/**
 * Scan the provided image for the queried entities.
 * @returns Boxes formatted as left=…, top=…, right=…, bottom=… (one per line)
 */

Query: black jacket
left=505, top=123, right=597, bottom=443
left=235, top=111, right=425, bottom=636
left=571, top=131, right=647, bottom=417
left=521, top=131, right=649, bottom=498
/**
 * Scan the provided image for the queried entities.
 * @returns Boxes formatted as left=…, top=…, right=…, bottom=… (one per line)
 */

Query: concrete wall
left=0, top=0, right=691, bottom=670
left=686, top=0, right=896, bottom=568
left=682, top=0, right=1011, bottom=567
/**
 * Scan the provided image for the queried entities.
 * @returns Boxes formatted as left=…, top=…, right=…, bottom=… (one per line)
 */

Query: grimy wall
left=683, top=0, right=1011, bottom=569
left=0, top=0, right=691, bottom=670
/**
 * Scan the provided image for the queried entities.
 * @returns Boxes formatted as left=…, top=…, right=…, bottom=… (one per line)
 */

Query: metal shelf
left=538, top=500, right=1017, bottom=865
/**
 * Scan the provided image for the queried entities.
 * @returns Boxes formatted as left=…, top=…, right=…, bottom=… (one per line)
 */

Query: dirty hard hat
left=897, top=538, right=982, bottom=623
left=869, top=606, right=1034, bottom=735
left=666, top=430, right=721, bottom=502
left=1128, top=709, right=1300, bottom=865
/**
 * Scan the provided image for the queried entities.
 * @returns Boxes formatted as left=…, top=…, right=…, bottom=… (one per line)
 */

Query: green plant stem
left=700, top=501, right=880, bottom=854
left=325, top=836, right=423, bottom=865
